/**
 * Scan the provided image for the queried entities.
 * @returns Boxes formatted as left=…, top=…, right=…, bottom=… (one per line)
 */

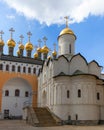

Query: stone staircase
left=33, top=107, right=60, bottom=127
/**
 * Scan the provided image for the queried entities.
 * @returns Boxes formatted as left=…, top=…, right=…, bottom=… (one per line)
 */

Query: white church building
left=38, top=21, right=104, bottom=125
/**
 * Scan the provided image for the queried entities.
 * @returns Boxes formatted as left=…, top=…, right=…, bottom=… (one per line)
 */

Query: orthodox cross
left=53, top=43, right=56, bottom=51
left=27, top=31, right=32, bottom=42
left=38, top=39, right=42, bottom=48
left=19, top=35, right=24, bottom=43
left=9, top=27, right=15, bottom=39
left=64, top=16, right=69, bottom=28
left=0, top=30, right=4, bottom=40
left=43, top=36, right=47, bottom=45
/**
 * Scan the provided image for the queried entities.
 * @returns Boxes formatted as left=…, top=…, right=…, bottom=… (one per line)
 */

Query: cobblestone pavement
left=0, top=120, right=104, bottom=130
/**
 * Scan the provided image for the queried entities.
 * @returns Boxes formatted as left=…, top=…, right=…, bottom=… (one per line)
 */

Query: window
left=5, top=90, right=9, bottom=96
left=15, top=89, right=20, bottom=97
left=18, top=66, right=21, bottom=72
left=12, top=65, right=15, bottom=72
left=6, top=65, right=9, bottom=71
left=25, top=91, right=29, bottom=97
left=33, top=68, right=36, bottom=74
left=0, top=64, right=3, bottom=70
left=69, top=44, right=71, bottom=53
left=28, top=67, right=31, bottom=73
left=23, top=67, right=26, bottom=73
left=78, top=89, right=81, bottom=98
left=67, top=90, right=70, bottom=98
left=97, top=92, right=100, bottom=100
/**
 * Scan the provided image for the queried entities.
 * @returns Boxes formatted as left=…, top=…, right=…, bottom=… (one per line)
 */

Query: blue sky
left=0, top=0, right=104, bottom=70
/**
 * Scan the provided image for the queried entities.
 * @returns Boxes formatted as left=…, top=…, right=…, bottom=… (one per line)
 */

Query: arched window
left=78, top=89, right=81, bottom=98
left=23, top=67, right=26, bottom=73
left=12, top=65, right=15, bottom=72
left=33, top=68, right=36, bottom=74
left=5, top=90, right=9, bottom=96
left=18, top=66, right=21, bottom=72
left=25, top=91, right=29, bottom=97
left=15, top=89, right=20, bottom=97
left=69, top=44, right=71, bottom=53
left=0, top=64, right=3, bottom=70
left=6, top=64, right=9, bottom=71
left=67, top=90, right=70, bottom=98
left=28, top=67, right=31, bottom=73
left=97, top=92, right=100, bottom=100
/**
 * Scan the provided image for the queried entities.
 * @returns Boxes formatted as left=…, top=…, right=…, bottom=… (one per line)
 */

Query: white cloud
left=6, top=15, right=15, bottom=20
left=2, top=0, right=104, bottom=25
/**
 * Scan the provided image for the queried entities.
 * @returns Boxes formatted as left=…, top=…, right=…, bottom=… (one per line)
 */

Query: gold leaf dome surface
left=37, top=47, right=42, bottom=53
left=0, top=39, right=4, bottom=46
left=34, top=53, right=38, bottom=58
left=7, top=39, right=16, bottom=47
left=25, top=42, right=33, bottom=51
left=42, top=45, right=49, bottom=53
left=52, top=50, right=57, bottom=56
left=19, top=44, right=24, bottom=50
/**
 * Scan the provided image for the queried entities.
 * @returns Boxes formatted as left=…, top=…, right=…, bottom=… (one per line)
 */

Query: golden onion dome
left=19, top=44, right=24, bottom=50
left=34, top=53, right=38, bottom=58
left=0, top=39, right=4, bottom=46
left=7, top=39, right=16, bottom=47
left=52, top=50, right=57, bottom=56
left=25, top=42, right=33, bottom=51
left=41, top=45, right=49, bottom=53
left=47, top=55, right=51, bottom=59
left=37, top=47, right=42, bottom=53
left=17, top=50, right=20, bottom=55
left=59, top=27, right=76, bottom=39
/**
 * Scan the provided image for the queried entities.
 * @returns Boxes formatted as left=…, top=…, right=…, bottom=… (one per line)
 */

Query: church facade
left=38, top=24, right=104, bottom=124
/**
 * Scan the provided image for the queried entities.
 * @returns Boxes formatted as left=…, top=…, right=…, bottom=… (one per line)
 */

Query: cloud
left=6, top=14, right=15, bottom=20
left=2, top=0, right=104, bottom=25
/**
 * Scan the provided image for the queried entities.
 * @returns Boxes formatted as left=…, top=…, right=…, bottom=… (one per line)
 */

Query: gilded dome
left=17, top=50, right=20, bottom=55
left=42, top=45, right=49, bottom=53
left=25, top=42, right=33, bottom=51
left=37, top=47, right=42, bottom=53
left=52, top=50, right=57, bottom=56
left=0, top=39, right=4, bottom=46
left=59, top=27, right=76, bottom=39
left=7, top=39, right=16, bottom=47
left=19, top=44, right=24, bottom=50
left=47, top=55, right=51, bottom=59
left=34, top=53, right=38, bottom=58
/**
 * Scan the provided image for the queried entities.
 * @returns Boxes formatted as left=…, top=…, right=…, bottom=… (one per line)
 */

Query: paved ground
left=0, top=120, right=104, bottom=130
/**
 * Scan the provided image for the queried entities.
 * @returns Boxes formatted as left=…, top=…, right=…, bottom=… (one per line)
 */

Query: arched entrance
left=1, top=77, right=32, bottom=119
left=42, top=90, right=47, bottom=107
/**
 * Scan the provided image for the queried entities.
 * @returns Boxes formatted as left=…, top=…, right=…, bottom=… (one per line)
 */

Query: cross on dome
left=9, top=27, right=15, bottom=39
left=64, top=16, right=69, bottom=28
left=38, top=39, right=42, bottom=47
left=43, top=36, right=47, bottom=45
left=27, top=31, right=32, bottom=42
left=53, top=43, right=56, bottom=51
left=19, top=35, right=24, bottom=43
left=0, top=30, right=4, bottom=40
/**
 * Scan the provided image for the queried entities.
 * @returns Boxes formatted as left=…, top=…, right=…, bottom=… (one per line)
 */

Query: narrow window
left=69, top=44, right=71, bottom=53
left=23, top=67, right=26, bottom=73
left=33, top=68, right=36, bottom=74
left=6, top=65, right=9, bottom=71
left=12, top=65, right=15, bottom=72
left=25, top=91, right=29, bottom=97
left=97, top=92, right=100, bottom=100
left=15, top=89, right=20, bottom=97
left=76, top=114, right=78, bottom=120
left=67, top=90, right=70, bottom=98
left=28, top=67, right=31, bottom=73
left=18, top=66, right=21, bottom=72
left=78, top=89, right=81, bottom=98
left=0, top=64, right=3, bottom=70
left=5, top=90, right=9, bottom=96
